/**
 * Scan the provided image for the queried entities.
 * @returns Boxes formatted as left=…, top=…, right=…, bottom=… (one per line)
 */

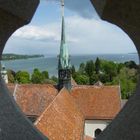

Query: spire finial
left=61, top=0, right=64, bottom=17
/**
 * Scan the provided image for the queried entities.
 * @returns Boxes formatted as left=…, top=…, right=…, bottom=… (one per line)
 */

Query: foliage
left=124, top=61, right=138, bottom=69
left=72, top=58, right=139, bottom=99
left=118, top=67, right=137, bottom=99
left=71, top=65, right=76, bottom=77
left=42, top=71, right=49, bottom=79
left=15, top=71, right=30, bottom=84
left=79, top=63, right=85, bottom=74
left=74, top=73, right=89, bottom=85
left=51, top=76, right=58, bottom=83
left=100, top=60, right=118, bottom=82
left=95, top=57, right=100, bottom=74
left=7, top=69, right=15, bottom=83
left=2, top=53, right=44, bottom=60
left=85, top=60, right=95, bottom=77
left=44, top=79, right=57, bottom=85
left=31, top=68, right=44, bottom=84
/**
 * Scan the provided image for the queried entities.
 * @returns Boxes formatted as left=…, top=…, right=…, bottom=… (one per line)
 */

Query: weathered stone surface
left=91, top=0, right=140, bottom=140
left=0, top=0, right=39, bottom=23
left=0, top=0, right=48, bottom=139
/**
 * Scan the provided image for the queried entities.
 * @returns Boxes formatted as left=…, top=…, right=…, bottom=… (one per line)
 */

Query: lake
left=2, top=54, right=139, bottom=76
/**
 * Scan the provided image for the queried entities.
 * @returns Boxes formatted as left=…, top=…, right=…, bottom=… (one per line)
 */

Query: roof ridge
left=34, top=88, right=65, bottom=125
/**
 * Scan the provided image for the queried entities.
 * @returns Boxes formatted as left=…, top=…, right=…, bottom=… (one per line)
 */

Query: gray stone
left=0, top=0, right=39, bottom=23
left=91, top=0, right=140, bottom=140
left=0, top=0, right=48, bottom=139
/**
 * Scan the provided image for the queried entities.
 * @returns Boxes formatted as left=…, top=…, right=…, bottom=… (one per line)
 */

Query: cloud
left=41, top=0, right=98, bottom=18
left=13, top=21, right=79, bottom=43
left=5, top=15, right=136, bottom=55
left=64, top=0, right=98, bottom=18
left=13, top=25, right=59, bottom=42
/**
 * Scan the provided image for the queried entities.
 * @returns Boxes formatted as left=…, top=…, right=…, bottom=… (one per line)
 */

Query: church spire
left=58, top=0, right=71, bottom=91
left=59, top=0, right=70, bottom=69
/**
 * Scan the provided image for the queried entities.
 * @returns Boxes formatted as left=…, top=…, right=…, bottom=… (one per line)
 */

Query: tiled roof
left=35, top=88, right=85, bottom=140
left=71, top=85, right=121, bottom=120
left=84, top=135, right=93, bottom=140
left=7, top=84, right=58, bottom=116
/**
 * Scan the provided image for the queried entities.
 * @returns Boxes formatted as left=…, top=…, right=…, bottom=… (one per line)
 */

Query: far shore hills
left=2, top=53, right=44, bottom=61
left=1, top=52, right=138, bottom=61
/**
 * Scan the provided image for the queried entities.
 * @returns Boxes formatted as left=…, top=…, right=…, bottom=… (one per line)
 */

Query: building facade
left=1, top=65, right=8, bottom=84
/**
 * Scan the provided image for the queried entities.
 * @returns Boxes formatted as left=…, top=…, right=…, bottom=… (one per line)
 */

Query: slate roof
left=7, top=84, right=58, bottom=116
left=71, top=85, right=121, bottom=120
left=35, top=88, right=85, bottom=140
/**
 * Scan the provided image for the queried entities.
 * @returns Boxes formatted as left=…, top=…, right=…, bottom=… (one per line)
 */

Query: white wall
left=1, top=72, right=8, bottom=84
left=84, top=120, right=111, bottom=138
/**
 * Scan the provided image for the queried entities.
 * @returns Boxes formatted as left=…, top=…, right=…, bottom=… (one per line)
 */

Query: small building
left=71, top=85, right=121, bottom=138
left=1, top=64, right=8, bottom=84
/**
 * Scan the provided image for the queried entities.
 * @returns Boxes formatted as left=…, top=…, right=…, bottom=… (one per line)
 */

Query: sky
left=3, top=0, right=137, bottom=55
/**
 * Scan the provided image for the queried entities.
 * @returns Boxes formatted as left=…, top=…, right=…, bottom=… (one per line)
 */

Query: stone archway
left=0, top=0, right=140, bottom=140
left=91, top=0, right=140, bottom=140
left=0, top=1, right=48, bottom=140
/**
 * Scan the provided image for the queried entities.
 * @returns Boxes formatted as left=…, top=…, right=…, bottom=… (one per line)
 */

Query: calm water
left=2, top=54, right=139, bottom=76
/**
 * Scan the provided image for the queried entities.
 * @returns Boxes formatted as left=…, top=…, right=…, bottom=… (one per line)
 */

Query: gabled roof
left=94, top=81, right=104, bottom=86
left=35, top=88, right=85, bottom=140
left=7, top=84, right=58, bottom=116
left=71, top=85, right=121, bottom=120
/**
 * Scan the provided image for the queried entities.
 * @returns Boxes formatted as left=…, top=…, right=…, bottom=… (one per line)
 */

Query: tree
left=89, top=74, right=99, bottom=85
left=101, top=60, right=117, bottom=82
left=71, top=65, right=76, bottom=77
left=42, top=70, right=49, bottom=79
left=95, top=57, right=100, bottom=74
left=117, top=63, right=125, bottom=73
left=124, top=61, right=138, bottom=69
left=85, top=60, right=94, bottom=77
left=74, top=74, right=89, bottom=85
left=118, top=67, right=137, bottom=99
left=15, top=71, right=30, bottom=84
left=51, top=76, right=58, bottom=83
left=31, top=68, right=44, bottom=84
left=79, top=63, right=85, bottom=74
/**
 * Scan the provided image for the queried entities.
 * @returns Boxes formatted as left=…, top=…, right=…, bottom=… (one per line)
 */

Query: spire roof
left=58, top=0, right=70, bottom=69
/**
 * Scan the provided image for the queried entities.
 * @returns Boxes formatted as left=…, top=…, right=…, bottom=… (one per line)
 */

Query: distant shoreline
left=2, top=53, right=44, bottom=61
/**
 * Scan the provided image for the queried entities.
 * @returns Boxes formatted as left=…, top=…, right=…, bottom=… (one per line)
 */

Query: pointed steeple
left=59, top=0, right=70, bottom=69
left=58, top=0, right=71, bottom=91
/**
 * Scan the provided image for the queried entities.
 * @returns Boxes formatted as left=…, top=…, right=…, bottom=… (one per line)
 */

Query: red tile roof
left=35, top=88, right=85, bottom=140
left=71, top=85, right=121, bottom=120
left=7, top=84, right=58, bottom=116
left=8, top=84, right=121, bottom=121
